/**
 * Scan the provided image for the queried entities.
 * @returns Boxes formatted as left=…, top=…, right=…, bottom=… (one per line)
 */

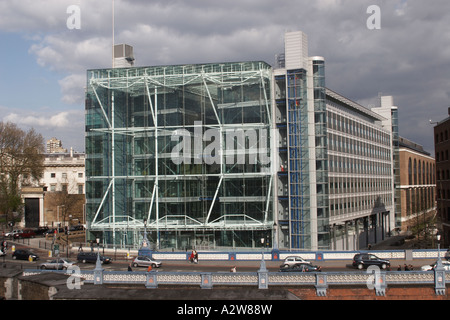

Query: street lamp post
left=437, top=234, right=442, bottom=267
left=434, top=233, right=446, bottom=295
left=94, top=237, right=104, bottom=285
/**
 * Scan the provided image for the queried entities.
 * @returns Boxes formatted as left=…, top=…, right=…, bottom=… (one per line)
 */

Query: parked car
left=280, top=256, right=311, bottom=268
left=280, top=263, right=321, bottom=272
left=69, top=225, right=85, bottom=232
left=77, top=251, right=111, bottom=264
left=33, top=227, right=49, bottom=236
left=13, top=229, right=36, bottom=239
left=421, top=260, right=450, bottom=271
left=12, top=249, right=39, bottom=261
left=5, top=229, right=21, bottom=238
left=352, top=253, right=390, bottom=270
left=132, top=256, right=162, bottom=268
left=44, top=227, right=65, bottom=236
left=40, top=258, right=76, bottom=270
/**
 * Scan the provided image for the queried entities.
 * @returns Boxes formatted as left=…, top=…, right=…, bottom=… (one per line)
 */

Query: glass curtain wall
left=312, top=59, right=330, bottom=249
left=287, top=69, right=310, bottom=248
left=85, top=62, right=274, bottom=249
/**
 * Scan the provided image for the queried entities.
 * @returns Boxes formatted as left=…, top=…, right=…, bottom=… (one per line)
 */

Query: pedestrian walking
left=194, top=250, right=198, bottom=264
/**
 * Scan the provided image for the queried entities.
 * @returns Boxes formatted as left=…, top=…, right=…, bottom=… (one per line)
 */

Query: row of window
left=329, top=177, right=392, bottom=194
left=436, top=130, right=449, bottom=143
left=329, top=193, right=392, bottom=217
left=436, top=149, right=449, bottom=162
left=49, top=172, right=84, bottom=179
left=407, top=158, right=435, bottom=185
left=329, top=154, right=391, bottom=176
left=48, top=184, right=84, bottom=194
left=404, top=187, right=435, bottom=216
left=328, top=133, right=391, bottom=160
left=327, top=110, right=390, bottom=145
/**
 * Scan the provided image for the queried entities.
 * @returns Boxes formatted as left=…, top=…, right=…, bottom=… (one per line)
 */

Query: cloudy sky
left=0, top=0, right=448, bottom=154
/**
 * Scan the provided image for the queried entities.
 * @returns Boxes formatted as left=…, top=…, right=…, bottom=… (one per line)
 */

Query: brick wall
left=288, top=285, right=449, bottom=300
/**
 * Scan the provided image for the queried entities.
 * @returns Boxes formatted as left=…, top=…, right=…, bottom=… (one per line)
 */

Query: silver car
left=281, top=256, right=311, bottom=267
left=5, top=229, right=21, bottom=238
left=40, top=259, right=76, bottom=270
left=421, top=260, right=450, bottom=271
left=132, top=256, right=162, bottom=268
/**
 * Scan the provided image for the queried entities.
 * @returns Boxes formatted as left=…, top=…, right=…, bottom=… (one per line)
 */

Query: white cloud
left=58, top=73, right=86, bottom=105
left=2, top=108, right=85, bottom=152
left=4, top=110, right=82, bottom=129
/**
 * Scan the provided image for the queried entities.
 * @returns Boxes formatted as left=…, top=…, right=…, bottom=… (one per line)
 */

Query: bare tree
left=0, top=122, right=45, bottom=227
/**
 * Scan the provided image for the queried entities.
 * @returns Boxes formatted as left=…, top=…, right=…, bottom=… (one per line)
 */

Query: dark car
left=33, top=227, right=49, bottom=236
left=280, top=263, right=321, bottom=272
left=13, top=229, right=36, bottom=239
left=12, top=249, right=39, bottom=261
left=44, top=227, right=65, bottom=236
left=77, top=251, right=112, bottom=264
left=352, top=253, right=390, bottom=270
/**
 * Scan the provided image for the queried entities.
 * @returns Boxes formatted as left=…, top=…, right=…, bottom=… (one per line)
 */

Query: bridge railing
left=22, top=265, right=448, bottom=297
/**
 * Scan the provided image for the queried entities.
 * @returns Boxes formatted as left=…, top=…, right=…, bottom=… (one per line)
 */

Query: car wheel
left=12, top=255, right=16, bottom=260
left=381, top=263, right=387, bottom=269
left=41, top=266, right=46, bottom=270
left=152, top=263, right=157, bottom=268
left=133, top=263, right=138, bottom=267
left=357, top=263, right=364, bottom=270
left=82, top=259, right=87, bottom=263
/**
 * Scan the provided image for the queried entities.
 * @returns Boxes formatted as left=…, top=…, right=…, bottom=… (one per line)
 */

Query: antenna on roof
left=112, top=0, right=115, bottom=68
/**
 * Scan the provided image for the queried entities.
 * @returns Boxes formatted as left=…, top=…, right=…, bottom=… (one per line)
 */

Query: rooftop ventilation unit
left=113, top=44, right=135, bottom=68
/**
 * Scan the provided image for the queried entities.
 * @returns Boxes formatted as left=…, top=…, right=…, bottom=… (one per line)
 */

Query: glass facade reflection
left=85, top=62, right=275, bottom=249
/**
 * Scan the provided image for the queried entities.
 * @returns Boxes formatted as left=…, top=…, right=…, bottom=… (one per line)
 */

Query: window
left=51, top=173, right=56, bottom=178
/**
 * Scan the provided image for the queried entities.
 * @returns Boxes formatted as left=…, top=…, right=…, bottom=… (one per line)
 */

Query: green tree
left=0, top=122, right=44, bottom=227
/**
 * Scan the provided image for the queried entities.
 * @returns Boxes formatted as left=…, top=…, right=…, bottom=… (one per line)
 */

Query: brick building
left=434, top=109, right=450, bottom=247
left=398, top=137, right=435, bottom=234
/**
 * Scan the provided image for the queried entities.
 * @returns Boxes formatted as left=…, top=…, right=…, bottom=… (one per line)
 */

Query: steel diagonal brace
left=146, top=183, right=157, bottom=224
left=144, top=77, right=156, bottom=124
left=91, top=179, right=113, bottom=226
left=90, top=80, right=112, bottom=129
left=201, top=73, right=221, bottom=126
left=205, top=176, right=223, bottom=225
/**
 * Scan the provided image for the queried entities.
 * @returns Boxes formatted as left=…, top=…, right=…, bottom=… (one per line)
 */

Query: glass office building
left=85, top=62, right=275, bottom=249
left=85, top=31, right=396, bottom=251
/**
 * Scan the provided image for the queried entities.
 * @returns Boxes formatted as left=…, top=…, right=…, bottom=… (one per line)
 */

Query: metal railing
left=23, top=264, right=448, bottom=297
